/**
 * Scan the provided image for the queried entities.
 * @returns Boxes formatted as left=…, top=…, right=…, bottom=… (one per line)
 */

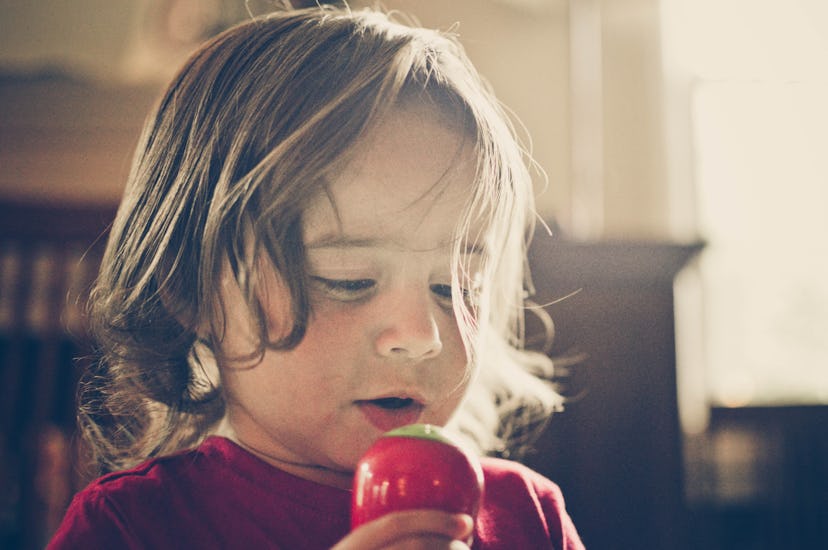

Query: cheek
left=445, top=314, right=479, bottom=383
left=279, top=299, right=366, bottom=375
left=441, top=303, right=473, bottom=357
left=444, top=319, right=469, bottom=363
left=430, top=313, right=475, bottom=402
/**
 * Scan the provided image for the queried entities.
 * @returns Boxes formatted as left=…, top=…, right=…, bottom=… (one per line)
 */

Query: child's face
left=217, top=103, right=479, bottom=488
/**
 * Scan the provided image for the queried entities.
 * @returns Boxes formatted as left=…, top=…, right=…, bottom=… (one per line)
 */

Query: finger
left=382, top=534, right=471, bottom=550
left=331, top=510, right=473, bottom=550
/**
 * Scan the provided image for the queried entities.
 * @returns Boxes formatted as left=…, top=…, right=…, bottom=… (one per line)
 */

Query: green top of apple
left=382, top=424, right=457, bottom=446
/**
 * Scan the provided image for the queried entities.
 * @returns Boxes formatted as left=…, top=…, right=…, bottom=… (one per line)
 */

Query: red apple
left=351, top=423, right=484, bottom=529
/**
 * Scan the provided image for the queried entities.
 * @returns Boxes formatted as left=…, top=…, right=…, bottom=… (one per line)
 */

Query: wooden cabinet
left=524, top=237, right=701, bottom=550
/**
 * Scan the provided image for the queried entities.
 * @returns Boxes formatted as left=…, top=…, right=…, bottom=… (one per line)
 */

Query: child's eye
left=431, top=284, right=453, bottom=299
left=311, top=277, right=376, bottom=300
left=430, top=284, right=471, bottom=306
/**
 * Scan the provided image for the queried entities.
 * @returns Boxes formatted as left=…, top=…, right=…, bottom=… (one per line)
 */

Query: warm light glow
left=664, top=0, right=828, bottom=409
left=715, top=371, right=756, bottom=409
left=663, top=0, right=828, bottom=81
left=394, top=478, right=406, bottom=499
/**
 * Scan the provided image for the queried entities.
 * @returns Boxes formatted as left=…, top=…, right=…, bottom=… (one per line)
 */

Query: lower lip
left=357, top=402, right=424, bottom=432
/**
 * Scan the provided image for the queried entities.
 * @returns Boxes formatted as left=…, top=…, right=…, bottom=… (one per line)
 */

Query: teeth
left=371, top=397, right=414, bottom=410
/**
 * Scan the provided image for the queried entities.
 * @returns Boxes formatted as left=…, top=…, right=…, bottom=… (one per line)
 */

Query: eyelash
left=310, top=277, right=468, bottom=306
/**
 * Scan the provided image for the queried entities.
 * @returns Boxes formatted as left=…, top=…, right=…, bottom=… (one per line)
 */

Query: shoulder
left=479, top=456, right=567, bottom=515
left=481, top=456, right=563, bottom=493
left=86, top=445, right=205, bottom=501
left=477, top=457, right=585, bottom=550
left=47, top=471, right=148, bottom=548
left=49, top=437, right=352, bottom=548
left=48, top=446, right=207, bottom=548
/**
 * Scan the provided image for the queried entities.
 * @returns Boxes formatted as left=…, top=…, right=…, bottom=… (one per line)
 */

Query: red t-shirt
left=49, top=436, right=583, bottom=549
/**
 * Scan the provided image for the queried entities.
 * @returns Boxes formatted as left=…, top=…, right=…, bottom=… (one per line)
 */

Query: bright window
left=664, top=0, right=828, bottom=411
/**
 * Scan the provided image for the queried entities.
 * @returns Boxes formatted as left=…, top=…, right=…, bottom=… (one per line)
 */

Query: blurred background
left=1, top=0, right=826, bottom=548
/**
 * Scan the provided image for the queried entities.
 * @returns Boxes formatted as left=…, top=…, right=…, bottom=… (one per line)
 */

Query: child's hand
left=332, top=510, right=473, bottom=549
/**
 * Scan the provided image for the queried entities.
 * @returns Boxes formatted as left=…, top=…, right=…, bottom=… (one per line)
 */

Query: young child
left=49, top=5, right=584, bottom=549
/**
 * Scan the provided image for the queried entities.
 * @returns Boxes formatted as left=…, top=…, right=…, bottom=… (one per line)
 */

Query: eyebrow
left=305, top=234, right=484, bottom=255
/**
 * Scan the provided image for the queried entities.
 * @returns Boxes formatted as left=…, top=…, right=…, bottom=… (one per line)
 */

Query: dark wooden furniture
left=0, top=200, right=116, bottom=549
left=525, top=237, right=702, bottom=550
left=686, top=405, right=828, bottom=549
left=524, top=238, right=828, bottom=550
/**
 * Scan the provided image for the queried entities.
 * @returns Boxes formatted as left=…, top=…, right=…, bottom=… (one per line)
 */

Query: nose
left=374, top=292, right=443, bottom=360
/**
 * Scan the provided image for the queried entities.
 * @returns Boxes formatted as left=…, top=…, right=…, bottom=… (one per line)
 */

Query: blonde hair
left=81, top=5, right=562, bottom=472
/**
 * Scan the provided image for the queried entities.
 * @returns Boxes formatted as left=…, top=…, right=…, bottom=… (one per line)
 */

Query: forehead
left=303, top=104, right=480, bottom=250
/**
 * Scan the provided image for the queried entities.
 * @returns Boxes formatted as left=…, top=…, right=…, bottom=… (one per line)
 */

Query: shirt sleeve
left=523, top=466, right=586, bottom=550
left=47, top=485, right=138, bottom=550
left=478, top=457, right=586, bottom=550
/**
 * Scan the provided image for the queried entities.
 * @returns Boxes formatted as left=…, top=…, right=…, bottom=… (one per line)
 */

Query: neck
left=214, top=420, right=355, bottom=490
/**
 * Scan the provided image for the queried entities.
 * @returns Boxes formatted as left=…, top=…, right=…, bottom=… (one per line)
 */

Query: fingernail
left=456, top=513, right=474, bottom=536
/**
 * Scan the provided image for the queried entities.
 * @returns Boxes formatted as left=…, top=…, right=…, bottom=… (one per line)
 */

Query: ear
left=253, top=255, right=296, bottom=343
left=206, top=261, right=263, bottom=361
left=189, top=337, right=221, bottom=390
left=202, top=256, right=296, bottom=367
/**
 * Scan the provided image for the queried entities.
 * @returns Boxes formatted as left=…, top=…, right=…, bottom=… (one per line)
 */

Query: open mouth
left=369, top=397, right=415, bottom=410
left=357, top=397, right=424, bottom=431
